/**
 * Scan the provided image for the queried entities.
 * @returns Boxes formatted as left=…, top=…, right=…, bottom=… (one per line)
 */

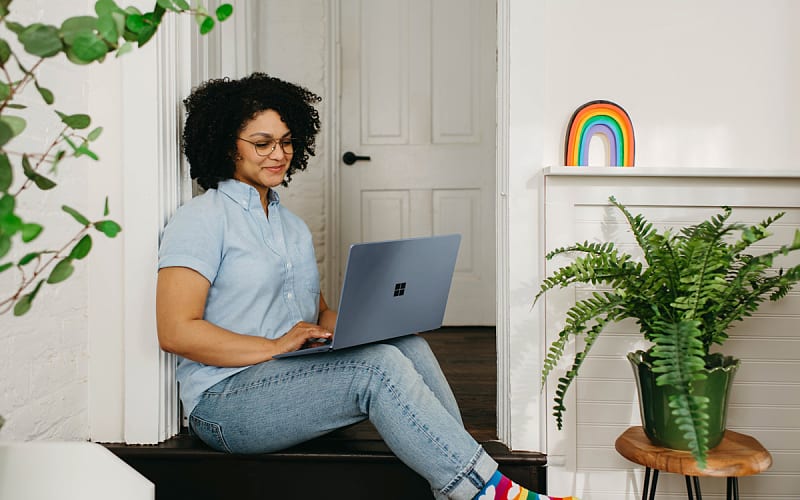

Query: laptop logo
left=393, top=282, right=406, bottom=297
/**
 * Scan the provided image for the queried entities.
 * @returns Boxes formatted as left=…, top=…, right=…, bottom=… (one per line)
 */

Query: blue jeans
left=189, top=335, right=498, bottom=499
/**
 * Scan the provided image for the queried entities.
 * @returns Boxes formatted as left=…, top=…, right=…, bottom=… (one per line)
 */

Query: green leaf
left=198, top=16, right=214, bottom=35
left=156, top=0, right=177, bottom=11
left=216, top=4, right=233, bottom=21
left=0, top=192, right=14, bottom=215
left=70, top=234, right=92, bottom=260
left=0, top=261, right=12, bottom=273
left=18, top=251, right=40, bottom=266
left=125, top=13, right=146, bottom=33
left=173, top=0, right=190, bottom=9
left=0, top=234, right=9, bottom=258
left=13, top=294, right=32, bottom=316
left=103, top=196, right=110, bottom=216
left=35, top=84, right=54, bottom=104
left=6, top=104, right=26, bottom=110
left=5, top=21, right=24, bottom=35
left=1, top=115, right=26, bottom=137
left=0, top=119, right=14, bottom=146
left=75, top=145, right=99, bottom=160
left=87, top=126, right=103, bottom=141
left=97, top=14, right=118, bottom=44
left=115, top=41, right=133, bottom=58
left=21, top=155, right=57, bottom=190
left=68, top=32, right=109, bottom=63
left=0, top=38, right=9, bottom=65
left=47, top=258, right=74, bottom=284
left=14, top=279, right=45, bottom=316
left=60, top=16, right=98, bottom=45
left=94, top=219, right=121, bottom=237
left=56, top=110, right=91, bottom=130
left=20, top=223, right=42, bottom=242
left=0, top=81, right=9, bottom=100
left=19, top=23, right=63, bottom=58
left=0, top=153, right=11, bottom=192
left=62, top=205, right=90, bottom=225
left=95, top=0, right=125, bottom=17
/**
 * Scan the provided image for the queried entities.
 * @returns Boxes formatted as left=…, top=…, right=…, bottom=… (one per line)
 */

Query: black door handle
left=342, top=151, right=371, bottom=165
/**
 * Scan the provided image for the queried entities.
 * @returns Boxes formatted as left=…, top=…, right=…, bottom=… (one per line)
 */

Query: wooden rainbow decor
left=564, top=100, right=635, bottom=167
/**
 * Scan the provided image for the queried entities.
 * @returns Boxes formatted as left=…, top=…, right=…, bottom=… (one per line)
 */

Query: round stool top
left=615, top=426, right=772, bottom=477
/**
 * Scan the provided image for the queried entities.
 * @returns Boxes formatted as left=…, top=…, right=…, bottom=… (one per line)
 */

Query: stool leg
left=642, top=467, right=651, bottom=500
left=726, top=477, right=739, bottom=500
left=685, top=475, right=694, bottom=500
left=649, top=469, right=659, bottom=500
left=692, top=476, right=703, bottom=500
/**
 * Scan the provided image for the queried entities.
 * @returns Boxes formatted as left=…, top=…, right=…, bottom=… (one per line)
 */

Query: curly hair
left=182, top=73, right=322, bottom=190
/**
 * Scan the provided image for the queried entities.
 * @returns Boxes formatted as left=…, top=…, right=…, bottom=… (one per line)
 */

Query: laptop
left=273, top=233, right=461, bottom=359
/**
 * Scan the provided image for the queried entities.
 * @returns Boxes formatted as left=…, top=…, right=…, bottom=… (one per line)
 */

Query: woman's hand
left=273, top=321, right=333, bottom=356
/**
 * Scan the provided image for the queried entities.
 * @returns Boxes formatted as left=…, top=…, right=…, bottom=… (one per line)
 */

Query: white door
left=339, top=0, right=496, bottom=325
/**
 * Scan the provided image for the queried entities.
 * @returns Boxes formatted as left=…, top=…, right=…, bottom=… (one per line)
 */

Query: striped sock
left=474, top=470, right=579, bottom=500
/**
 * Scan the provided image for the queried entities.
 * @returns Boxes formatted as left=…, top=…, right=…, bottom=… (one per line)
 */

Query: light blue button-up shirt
left=158, top=179, right=320, bottom=417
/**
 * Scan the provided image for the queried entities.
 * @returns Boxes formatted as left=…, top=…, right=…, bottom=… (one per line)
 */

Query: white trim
left=327, top=0, right=342, bottom=305
left=495, top=0, right=512, bottom=447
left=121, top=13, right=193, bottom=444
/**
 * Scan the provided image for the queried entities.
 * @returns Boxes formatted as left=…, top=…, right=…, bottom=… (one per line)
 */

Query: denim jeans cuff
left=441, top=446, right=498, bottom=500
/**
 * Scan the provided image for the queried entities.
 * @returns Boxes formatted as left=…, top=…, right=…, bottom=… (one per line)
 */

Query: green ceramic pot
left=628, top=350, right=740, bottom=450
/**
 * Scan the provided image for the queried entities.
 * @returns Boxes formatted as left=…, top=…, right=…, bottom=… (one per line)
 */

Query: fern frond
left=668, top=393, right=711, bottom=469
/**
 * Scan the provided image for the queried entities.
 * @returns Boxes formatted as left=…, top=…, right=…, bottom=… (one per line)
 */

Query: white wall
left=0, top=0, right=108, bottom=441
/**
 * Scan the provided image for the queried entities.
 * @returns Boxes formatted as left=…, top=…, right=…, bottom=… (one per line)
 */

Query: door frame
left=327, top=0, right=512, bottom=445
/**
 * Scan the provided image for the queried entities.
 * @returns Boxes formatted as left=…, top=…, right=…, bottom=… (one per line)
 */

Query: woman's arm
left=156, top=267, right=332, bottom=366
left=317, top=292, right=338, bottom=332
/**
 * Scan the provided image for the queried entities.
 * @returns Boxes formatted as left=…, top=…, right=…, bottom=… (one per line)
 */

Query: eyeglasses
left=237, top=137, right=299, bottom=156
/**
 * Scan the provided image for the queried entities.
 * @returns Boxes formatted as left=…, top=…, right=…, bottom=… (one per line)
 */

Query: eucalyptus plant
left=0, top=0, right=232, bottom=315
left=535, top=196, right=800, bottom=467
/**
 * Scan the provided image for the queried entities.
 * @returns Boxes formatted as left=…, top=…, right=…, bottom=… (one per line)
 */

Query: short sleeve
left=158, top=199, right=223, bottom=284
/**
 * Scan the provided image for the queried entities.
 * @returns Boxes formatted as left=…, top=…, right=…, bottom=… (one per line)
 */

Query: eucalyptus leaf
left=0, top=120, right=13, bottom=147
left=60, top=16, right=98, bottom=44
left=69, top=234, right=92, bottom=260
left=0, top=213, right=22, bottom=234
left=198, top=16, right=214, bottom=35
left=20, top=223, right=43, bottom=243
left=95, top=0, right=125, bottom=17
left=115, top=41, right=133, bottom=58
left=97, top=15, right=118, bottom=44
left=33, top=174, right=56, bottom=190
left=0, top=115, right=26, bottom=137
left=6, top=104, right=26, bottom=110
left=75, top=145, right=99, bottom=160
left=47, top=258, right=74, bottom=284
left=125, top=13, right=145, bottom=33
left=156, top=0, right=176, bottom=11
left=13, top=294, right=32, bottom=316
left=18, top=251, right=40, bottom=266
left=0, top=81, right=9, bottom=100
left=0, top=234, right=9, bottom=258
left=62, top=205, right=90, bottom=225
left=0, top=261, right=12, bottom=273
left=87, top=126, right=103, bottom=141
left=5, top=21, right=24, bottom=35
left=0, top=38, right=9, bottom=65
left=216, top=4, right=233, bottom=22
left=94, top=220, right=121, bottom=237
left=19, top=23, right=62, bottom=58
left=173, top=0, right=190, bottom=10
left=69, top=32, right=109, bottom=63
left=35, top=84, right=54, bottom=105
left=56, top=111, right=91, bottom=130
left=0, top=153, right=11, bottom=192
left=0, top=192, right=14, bottom=215
left=103, top=196, right=110, bottom=216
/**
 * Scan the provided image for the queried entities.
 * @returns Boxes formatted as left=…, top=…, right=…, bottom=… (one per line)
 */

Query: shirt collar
left=217, top=179, right=281, bottom=211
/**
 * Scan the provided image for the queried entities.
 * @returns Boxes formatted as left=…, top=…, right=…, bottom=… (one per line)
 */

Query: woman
left=156, top=73, right=574, bottom=500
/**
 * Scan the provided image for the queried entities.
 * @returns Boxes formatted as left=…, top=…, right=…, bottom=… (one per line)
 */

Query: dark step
left=106, top=434, right=547, bottom=500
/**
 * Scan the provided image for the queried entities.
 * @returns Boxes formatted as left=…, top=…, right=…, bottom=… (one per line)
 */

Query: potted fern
left=535, top=196, right=800, bottom=468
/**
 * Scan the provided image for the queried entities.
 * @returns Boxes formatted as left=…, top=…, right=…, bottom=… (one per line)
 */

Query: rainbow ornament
left=564, top=100, right=635, bottom=167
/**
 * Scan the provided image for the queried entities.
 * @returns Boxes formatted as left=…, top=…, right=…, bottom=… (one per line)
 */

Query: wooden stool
left=615, top=426, right=772, bottom=500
